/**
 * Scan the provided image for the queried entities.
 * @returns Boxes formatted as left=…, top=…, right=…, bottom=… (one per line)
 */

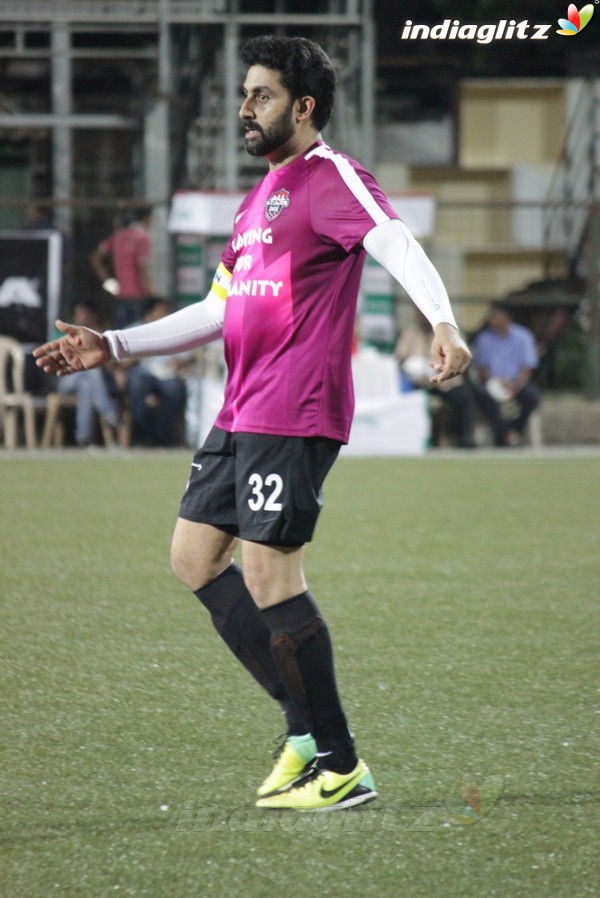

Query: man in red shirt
left=90, top=207, right=155, bottom=328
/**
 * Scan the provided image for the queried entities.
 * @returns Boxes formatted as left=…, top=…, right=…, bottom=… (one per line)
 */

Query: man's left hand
left=429, top=322, right=472, bottom=384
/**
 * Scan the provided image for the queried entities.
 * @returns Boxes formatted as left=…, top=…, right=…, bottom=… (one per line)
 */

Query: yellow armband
left=211, top=262, right=232, bottom=301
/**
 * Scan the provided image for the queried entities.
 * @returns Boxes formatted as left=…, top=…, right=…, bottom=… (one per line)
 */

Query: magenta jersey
left=215, top=141, right=399, bottom=443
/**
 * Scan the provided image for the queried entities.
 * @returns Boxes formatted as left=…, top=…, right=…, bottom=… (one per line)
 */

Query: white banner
left=186, top=376, right=429, bottom=457
left=169, top=191, right=436, bottom=238
left=344, top=391, right=430, bottom=456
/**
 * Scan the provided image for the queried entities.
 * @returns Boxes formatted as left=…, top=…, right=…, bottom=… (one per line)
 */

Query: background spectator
left=125, top=297, right=191, bottom=447
left=472, top=300, right=541, bottom=447
left=57, top=300, right=119, bottom=447
left=396, top=309, right=476, bottom=448
left=22, top=203, right=53, bottom=231
left=89, top=206, right=155, bottom=328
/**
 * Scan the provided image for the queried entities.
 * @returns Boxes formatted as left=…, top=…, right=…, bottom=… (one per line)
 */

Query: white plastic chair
left=0, top=335, right=45, bottom=449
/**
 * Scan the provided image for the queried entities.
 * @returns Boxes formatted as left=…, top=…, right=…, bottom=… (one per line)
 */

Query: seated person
left=396, top=310, right=476, bottom=448
left=472, top=300, right=541, bottom=447
left=57, top=300, right=119, bottom=447
left=125, top=298, right=191, bottom=446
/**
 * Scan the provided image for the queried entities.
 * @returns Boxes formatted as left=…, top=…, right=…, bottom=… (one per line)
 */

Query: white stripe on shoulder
left=305, top=144, right=390, bottom=226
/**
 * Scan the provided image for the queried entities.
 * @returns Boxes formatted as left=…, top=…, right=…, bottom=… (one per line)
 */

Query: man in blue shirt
left=473, top=300, right=540, bottom=447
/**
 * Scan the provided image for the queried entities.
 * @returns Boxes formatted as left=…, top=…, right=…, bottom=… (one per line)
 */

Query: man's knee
left=241, top=566, right=273, bottom=607
left=241, top=544, right=306, bottom=609
left=170, top=520, right=235, bottom=591
left=170, top=546, right=231, bottom=591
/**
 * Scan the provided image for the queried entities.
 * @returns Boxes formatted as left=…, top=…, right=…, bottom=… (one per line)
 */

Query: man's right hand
left=33, top=320, right=111, bottom=377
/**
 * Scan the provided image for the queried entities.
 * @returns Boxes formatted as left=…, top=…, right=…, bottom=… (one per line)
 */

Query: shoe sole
left=258, top=781, right=378, bottom=811
left=312, top=784, right=378, bottom=812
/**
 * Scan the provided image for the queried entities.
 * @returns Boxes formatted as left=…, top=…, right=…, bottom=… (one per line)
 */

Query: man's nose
left=239, top=96, right=253, bottom=118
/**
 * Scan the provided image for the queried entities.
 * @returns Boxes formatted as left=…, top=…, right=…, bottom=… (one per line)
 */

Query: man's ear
left=295, top=95, right=316, bottom=122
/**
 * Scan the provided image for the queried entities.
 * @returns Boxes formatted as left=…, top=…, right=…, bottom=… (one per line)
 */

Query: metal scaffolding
left=0, top=0, right=375, bottom=294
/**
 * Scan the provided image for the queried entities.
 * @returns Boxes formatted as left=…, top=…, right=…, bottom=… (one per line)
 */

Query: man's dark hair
left=240, top=35, right=336, bottom=132
left=491, top=300, right=513, bottom=317
left=134, top=205, right=154, bottom=223
left=72, top=298, right=100, bottom=318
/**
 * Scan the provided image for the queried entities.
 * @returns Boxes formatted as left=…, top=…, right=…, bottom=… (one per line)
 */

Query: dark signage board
left=0, top=230, right=62, bottom=344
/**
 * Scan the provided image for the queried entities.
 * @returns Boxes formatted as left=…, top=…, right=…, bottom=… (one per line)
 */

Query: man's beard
left=243, top=104, right=295, bottom=157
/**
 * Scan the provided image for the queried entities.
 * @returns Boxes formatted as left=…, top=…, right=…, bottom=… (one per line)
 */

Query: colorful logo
left=264, top=188, right=291, bottom=222
left=443, top=773, right=505, bottom=826
left=556, top=3, right=594, bottom=34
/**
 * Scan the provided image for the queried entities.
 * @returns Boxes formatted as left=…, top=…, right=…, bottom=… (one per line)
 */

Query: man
left=56, top=300, right=119, bottom=447
left=34, top=36, right=471, bottom=811
left=89, top=206, right=155, bottom=328
left=125, top=298, right=190, bottom=447
left=396, top=309, right=476, bottom=448
left=473, top=300, right=540, bottom=447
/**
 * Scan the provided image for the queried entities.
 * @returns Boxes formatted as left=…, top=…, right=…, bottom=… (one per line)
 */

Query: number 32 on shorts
left=247, top=472, right=284, bottom=512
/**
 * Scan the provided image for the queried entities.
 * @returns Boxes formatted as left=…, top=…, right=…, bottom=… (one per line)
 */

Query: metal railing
left=0, top=194, right=590, bottom=288
left=0, top=1, right=226, bottom=23
left=1, top=195, right=597, bottom=395
left=0, top=0, right=365, bottom=24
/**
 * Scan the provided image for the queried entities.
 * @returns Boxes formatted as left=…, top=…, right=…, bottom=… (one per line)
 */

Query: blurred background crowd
left=0, top=0, right=598, bottom=450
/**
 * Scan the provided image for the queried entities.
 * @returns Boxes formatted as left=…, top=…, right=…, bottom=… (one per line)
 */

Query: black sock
left=261, top=592, right=357, bottom=773
left=194, top=564, right=309, bottom=736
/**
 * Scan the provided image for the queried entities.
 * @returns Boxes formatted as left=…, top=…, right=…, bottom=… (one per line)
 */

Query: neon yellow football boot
left=256, top=733, right=317, bottom=798
left=256, top=758, right=377, bottom=810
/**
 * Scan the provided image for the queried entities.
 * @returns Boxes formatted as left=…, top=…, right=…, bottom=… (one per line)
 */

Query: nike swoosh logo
left=319, top=769, right=363, bottom=800
left=234, top=210, right=246, bottom=224
left=190, top=462, right=203, bottom=470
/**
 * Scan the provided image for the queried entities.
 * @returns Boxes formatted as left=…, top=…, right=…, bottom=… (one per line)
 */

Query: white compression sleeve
left=363, top=218, right=457, bottom=329
left=104, top=291, right=226, bottom=361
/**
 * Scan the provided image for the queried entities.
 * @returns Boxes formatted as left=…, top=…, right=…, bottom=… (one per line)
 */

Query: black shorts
left=178, top=426, right=341, bottom=546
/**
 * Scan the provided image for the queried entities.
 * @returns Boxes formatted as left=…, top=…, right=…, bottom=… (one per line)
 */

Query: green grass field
left=2, top=451, right=598, bottom=897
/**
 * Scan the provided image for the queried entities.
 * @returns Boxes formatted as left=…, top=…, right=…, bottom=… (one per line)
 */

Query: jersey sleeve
left=306, top=148, right=399, bottom=252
